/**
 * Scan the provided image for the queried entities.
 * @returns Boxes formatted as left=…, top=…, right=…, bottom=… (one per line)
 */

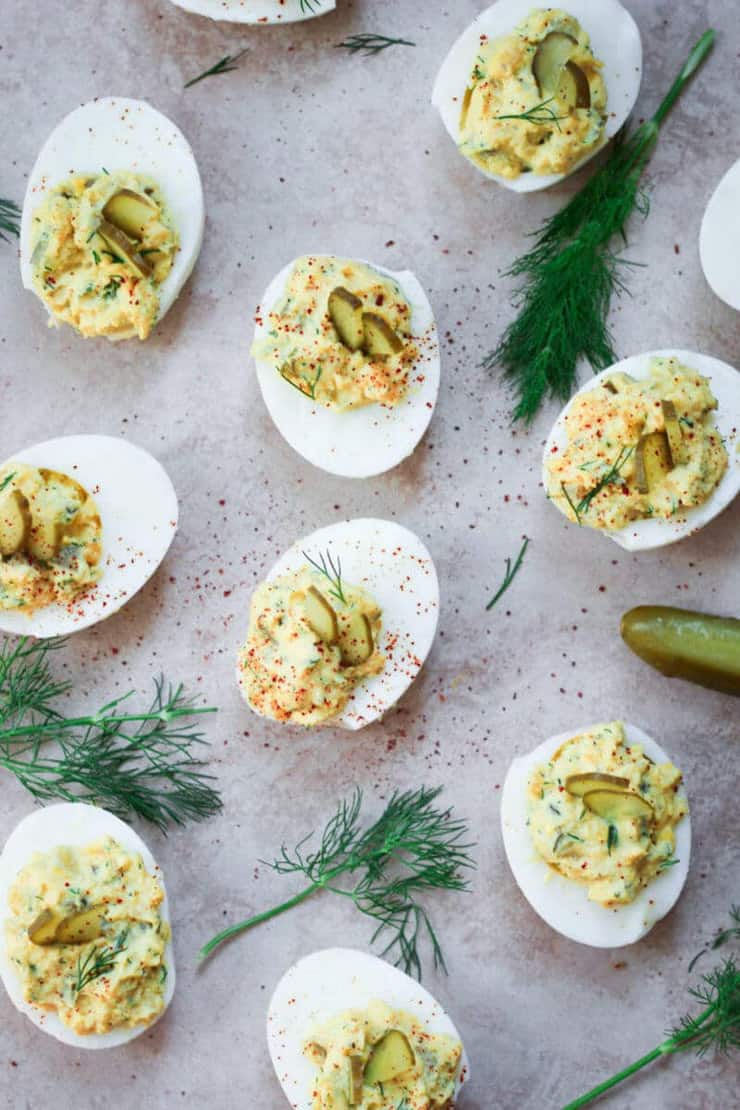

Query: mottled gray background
left=1, top=1, right=738, bottom=1107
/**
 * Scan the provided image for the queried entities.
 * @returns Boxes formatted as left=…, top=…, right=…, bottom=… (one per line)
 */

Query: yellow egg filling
left=252, top=255, right=418, bottom=411
left=305, top=999, right=462, bottom=1110
left=0, top=461, right=102, bottom=613
left=29, top=171, right=178, bottom=340
left=237, top=564, right=385, bottom=726
left=527, top=721, right=688, bottom=906
left=546, top=356, right=728, bottom=531
left=459, top=8, right=607, bottom=179
left=5, top=836, right=169, bottom=1036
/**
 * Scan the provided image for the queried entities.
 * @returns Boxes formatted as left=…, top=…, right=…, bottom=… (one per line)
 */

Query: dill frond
left=485, top=30, right=715, bottom=422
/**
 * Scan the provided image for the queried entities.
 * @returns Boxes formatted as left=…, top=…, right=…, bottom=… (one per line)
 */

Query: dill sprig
left=0, top=637, right=222, bottom=831
left=486, top=536, right=529, bottom=611
left=303, top=548, right=347, bottom=604
left=300, top=0, right=322, bottom=12
left=74, top=931, right=128, bottom=997
left=484, top=30, right=715, bottom=423
left=689, top=904, right=740, bottom=973
left=199, top=786, right=475, bottom=979
left=336, top=34, right=416, bottom=56
left=495, top=97, right=565, bottom=131
left=562, top=909, right=740, bottom=1108
left=0, top=198, right=20, bottom=242
left=279, top=362, right=323, bottom=401
left=184, top=47, right=248, bottom=89
left=560, top=445, right=634, bottom=525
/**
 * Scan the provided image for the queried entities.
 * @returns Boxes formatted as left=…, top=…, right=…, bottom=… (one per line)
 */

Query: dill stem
left=561, top=1000, right=718, bottom=1109
left=0, top=706, right=216, bottom=743
left=198, top=883, right=320, bottom=961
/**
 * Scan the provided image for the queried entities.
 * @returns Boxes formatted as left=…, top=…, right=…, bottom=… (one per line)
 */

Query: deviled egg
left=501, top=721, right=690, bottom=947
left=432, top=0, right=642, bottom=192
left=700, top=156, right=740, bottom=310
left=0, top=434, right=178, bottom=638
left=168, top=0, right=334, bottom=22
left=543, top=350, right=740, bottom=551
left=21, top=97, right=204, bottom=341
left=267, top=948, right=469, bottom=1108
left=0, top=803, right=175, bottom=1048
left=237, top=518, right=439, bottom=730
left=252, top=255, right=440, bottom=478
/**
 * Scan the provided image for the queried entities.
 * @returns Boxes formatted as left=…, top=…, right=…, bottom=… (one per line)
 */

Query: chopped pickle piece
left=338, top=610, right=374, bottom=666
left=28, top=905, right=107, bottom=946
left=348, top=1054, right=365, bottom=1104
left=54, top=906, right=107, bottom=945
left=26, top=510, right=62, bottom=562
left=532, top=31, right=577, bottom=97
left=97, top=219, right=153, bottom=279
left=362, top=313, right=404, bottom=358
left=103, top=189, right=158, bottom=239
left=0, top=489, right=31, bottom=556
left=365, top=1029, right=415, bottom=1084
left=302, top=586, right=339, bottom=644
left=460, top=84, right=473, bottom=129
left=583, top=789, right=655, bottom=821
left=563, top=60, right=591, bottom=108
left=602, top=372, right=635, bottom=395
left=634, top=431, right=672, bottom=494
left=328, top=286, right=365, bottom=351
left=565, top=772, right=630, bottom=797
left=661, top=399, right=686, bottom=467
left=28, top=908, right=63, bottom=946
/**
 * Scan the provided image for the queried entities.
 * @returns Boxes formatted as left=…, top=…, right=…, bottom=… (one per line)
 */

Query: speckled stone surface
left=1, top=2, right=739, bottom=1107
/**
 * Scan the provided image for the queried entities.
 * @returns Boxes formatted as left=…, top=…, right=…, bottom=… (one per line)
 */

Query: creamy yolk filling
left=527, top=721, right=688, bottom=906
left=0, top=461, right=102, bottom=613
left=546, top=357, right=728, bottom=531
left=5, top=836, right=169, bottom=1035
left=252, top=255, right=418, bottom=411
left=459, top=9, right=607, bottom=179
left=237, top=565, right=385, bottom=727
left=29, top=170, right=178, bottom=340
left=305, top=999, right=462, bottom=1110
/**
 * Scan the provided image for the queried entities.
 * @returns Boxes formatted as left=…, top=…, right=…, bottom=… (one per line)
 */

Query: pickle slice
left=566, top=772, right=630, bottom=797
left=302, top=586, right=339, bottom=644
left=97, top=219, right=153, bottom=279
left=338, top=610, right=374, bottom=666
left=0, top=489, right=31, bottom=556
left=634, top=431, right=672, bottom=494
left=348, top=1054, right=365, bottom=1104
left=365, top=1030, right=415, bottom=1084
left=563, top=61, right=591, bottom=108
left=328, top=287, right=365, bottom=351
left=532, top=31, right=577, bottom=97
left=28, top=908, right=63, bottom=945
left=661, top=400, right=686, bottom=467
left=362, top=313, right=404, bottom=358
left=583, top=789, right=654, bottom=821
left=103, top=189, right=158, bottom=239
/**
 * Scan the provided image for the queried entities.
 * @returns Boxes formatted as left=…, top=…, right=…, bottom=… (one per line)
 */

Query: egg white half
left=431, top=0, right=642, bottom=192
left=168, top=0, right=334, bottom=23
left=700, top=156, right=740, bottom=311
left=267, top=947, right=470, bottom=1108
left=0, top=434, right=178, bottom=638
left=20, top=97, right=204, bottom=336
left=253, top=257, right=441, bottom=478
left=501, top=722, right=691, bottom=948
left=238, top=518, right=439, bottom=730
left=0, top=803, right=175, bottom=1049
left=542, top=349, right=740, bottom=551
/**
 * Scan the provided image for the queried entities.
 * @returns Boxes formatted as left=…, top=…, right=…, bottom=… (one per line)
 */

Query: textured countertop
left=1, top=1, right=738, bottom=1107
